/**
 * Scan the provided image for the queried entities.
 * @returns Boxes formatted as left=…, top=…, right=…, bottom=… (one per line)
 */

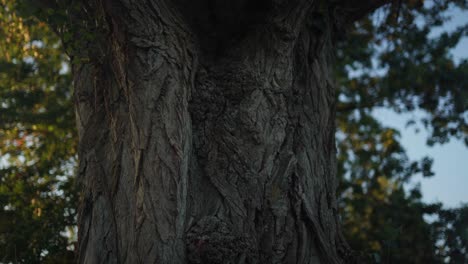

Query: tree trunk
left=74, top=1, right=351, bottom=263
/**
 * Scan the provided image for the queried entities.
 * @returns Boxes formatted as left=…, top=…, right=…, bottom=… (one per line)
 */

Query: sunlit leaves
left=0, top=0, right=76, bottom=262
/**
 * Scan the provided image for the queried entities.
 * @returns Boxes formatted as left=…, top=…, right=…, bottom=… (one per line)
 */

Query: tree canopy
left=0, top=0, right=467, bottom=263
left=0, top=0, right=76, bottom=262
left=335, top=1, right=468, bottom=262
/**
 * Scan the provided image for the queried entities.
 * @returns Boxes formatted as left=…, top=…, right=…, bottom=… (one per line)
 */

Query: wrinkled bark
left=74, top=1, right=361, bottom=263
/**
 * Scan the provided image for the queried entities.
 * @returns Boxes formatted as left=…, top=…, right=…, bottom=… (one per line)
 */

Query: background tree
left=434, top=204, right=468, bottom=263
left=335, top=1, right=468, bottom=262
left=0, top=0, right=466, bottom=263
left=0, top=0, right=76, bottom=263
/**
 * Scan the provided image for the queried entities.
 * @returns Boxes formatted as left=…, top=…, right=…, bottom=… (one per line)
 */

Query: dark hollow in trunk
left=73, top=1, right=358, bottom=263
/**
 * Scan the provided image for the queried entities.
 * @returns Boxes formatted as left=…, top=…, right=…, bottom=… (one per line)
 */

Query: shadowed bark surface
left=72, top=0, right=390, bottom=263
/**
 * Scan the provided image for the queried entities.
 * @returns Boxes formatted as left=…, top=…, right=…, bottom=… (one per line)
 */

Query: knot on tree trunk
left=186, top=216, right=256, bottom=264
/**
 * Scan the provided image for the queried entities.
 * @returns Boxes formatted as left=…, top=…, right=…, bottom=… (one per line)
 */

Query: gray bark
left=74, top=1, right=353, bottom=263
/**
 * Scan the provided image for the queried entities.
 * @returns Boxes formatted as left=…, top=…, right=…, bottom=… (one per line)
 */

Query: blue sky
left=374, top=109, right=467, bottom=208
left=374, top=6, right=468, bottom=208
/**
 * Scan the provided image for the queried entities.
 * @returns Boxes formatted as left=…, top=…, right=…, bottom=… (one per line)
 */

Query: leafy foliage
left=0, top=0, right=77, bottom=262
left=335, top=0, right=468, bottom=262
left=434, top=205, right=468, bottom=262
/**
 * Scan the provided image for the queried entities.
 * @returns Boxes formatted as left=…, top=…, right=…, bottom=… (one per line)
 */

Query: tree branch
left=34, top=0, right=59, bottom=9
left=337, top=0, right=393, bottom=23
left=337, top=101, right=379, bottom=113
